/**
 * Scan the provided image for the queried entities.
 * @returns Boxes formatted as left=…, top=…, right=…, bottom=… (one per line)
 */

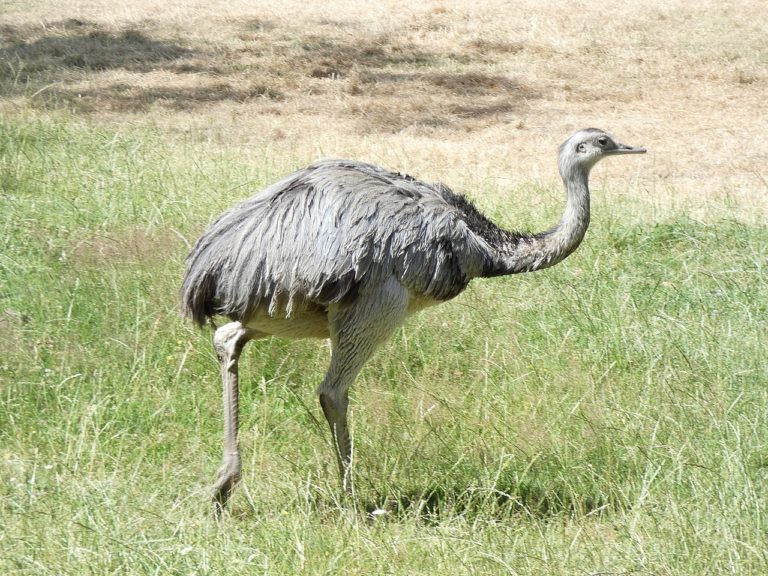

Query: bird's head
left=559, top=128, right=646, bottom=177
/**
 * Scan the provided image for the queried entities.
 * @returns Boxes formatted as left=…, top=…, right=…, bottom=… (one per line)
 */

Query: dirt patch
left=68, top=228, right=184, bottom=267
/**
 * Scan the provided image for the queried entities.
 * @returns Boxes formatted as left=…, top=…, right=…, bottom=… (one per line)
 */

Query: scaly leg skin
left=319, top=389, right=352, bottom=494
left=211, top=322, right=259, bottom=518
left=319, top=278, right=409, bottom=496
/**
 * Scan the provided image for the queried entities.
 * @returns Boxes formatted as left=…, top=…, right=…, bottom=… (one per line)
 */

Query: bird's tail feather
left=180, top=265, right=219, bottom=328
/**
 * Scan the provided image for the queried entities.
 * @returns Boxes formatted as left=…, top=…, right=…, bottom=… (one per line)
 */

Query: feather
left=180, top=160, right=496, bottom=325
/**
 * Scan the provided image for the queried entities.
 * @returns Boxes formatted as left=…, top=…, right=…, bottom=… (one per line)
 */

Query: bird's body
left=183, top=159, right=522, bottom=334
left=181, top=129, right=645, bottom=516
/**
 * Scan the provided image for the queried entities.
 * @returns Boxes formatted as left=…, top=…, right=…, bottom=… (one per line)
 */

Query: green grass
left=1, top=117, right=766, bottom=575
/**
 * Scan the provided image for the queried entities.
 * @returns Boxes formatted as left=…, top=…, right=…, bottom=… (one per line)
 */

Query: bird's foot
left=211, top=456, right=241, bottom=519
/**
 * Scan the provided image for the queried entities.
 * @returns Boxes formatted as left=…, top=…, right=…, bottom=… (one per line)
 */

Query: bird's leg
left=211, top=321, right=257, bottom=518
left=319, top=387, right=352, bottom=494
left=319, top=278, right=409, bottom=496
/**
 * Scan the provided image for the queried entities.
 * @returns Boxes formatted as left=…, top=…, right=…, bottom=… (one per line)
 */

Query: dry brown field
left=2, top=0, right=766, bottom=218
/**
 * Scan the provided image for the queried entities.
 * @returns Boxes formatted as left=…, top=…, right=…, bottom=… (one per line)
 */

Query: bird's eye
left=597, top=136, right=608, bottom=146
left=577, top=143, right=586, bottom=153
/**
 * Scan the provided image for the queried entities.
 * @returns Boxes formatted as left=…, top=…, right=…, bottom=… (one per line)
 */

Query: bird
left=180, top=128, right=646, bottom=516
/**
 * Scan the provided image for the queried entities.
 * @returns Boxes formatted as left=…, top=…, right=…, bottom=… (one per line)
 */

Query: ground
left=1, top=1, right=767, bottom=575
left=1, top=0, right=766, bottom=215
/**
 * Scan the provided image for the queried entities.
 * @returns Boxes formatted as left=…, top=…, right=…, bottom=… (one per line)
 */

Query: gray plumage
left=181, top=161, right=487, bottom=324
left=180, top=128, right=645, bottom=516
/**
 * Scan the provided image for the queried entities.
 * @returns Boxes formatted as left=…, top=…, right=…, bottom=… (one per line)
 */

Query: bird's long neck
left=482, top=164, right=591, bottom=276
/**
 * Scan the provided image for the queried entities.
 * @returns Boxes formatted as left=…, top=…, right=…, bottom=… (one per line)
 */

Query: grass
left=1, top=117, right=766, bottom=575
left=1, top=1, right=767, bottom=572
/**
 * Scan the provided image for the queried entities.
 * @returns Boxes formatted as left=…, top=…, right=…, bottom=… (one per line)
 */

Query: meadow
left=1, top=1, right=767, bottom=574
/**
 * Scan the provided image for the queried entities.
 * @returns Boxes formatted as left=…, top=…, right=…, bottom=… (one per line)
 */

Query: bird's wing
left=181, top=161, right=488, bottom=324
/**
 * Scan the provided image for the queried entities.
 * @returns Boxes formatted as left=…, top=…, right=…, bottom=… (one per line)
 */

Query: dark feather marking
left=432, top=184, right=543, bottom=276
left=436, top=184, right=528, bottom=246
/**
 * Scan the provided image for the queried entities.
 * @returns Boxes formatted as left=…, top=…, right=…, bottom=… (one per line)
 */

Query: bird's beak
left=608, top=142, right=647, bottom=155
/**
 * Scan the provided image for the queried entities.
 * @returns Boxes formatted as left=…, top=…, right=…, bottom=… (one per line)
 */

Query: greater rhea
left=181, top=128, right=646, bottom=515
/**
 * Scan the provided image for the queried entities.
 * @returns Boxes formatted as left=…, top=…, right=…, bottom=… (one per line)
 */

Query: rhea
left=181, top=128, right=645, bottom=515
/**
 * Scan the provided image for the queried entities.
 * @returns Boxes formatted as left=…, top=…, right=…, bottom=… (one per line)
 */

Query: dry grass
left=2, top=5, right=767, bottom=574
left=1, top=0, right=766, bottom=215
left=67, top=228, right=185, bottom=267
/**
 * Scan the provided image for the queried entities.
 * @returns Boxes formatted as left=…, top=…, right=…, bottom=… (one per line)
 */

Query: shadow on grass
left=271, top=456, right=627, bottom=523
left=49, top=82, right=283, bottom=113
left=0, top=19, right=193, bottom=80
left=345, top=71, right=538, bottom=132
left=0, top=16, right=539, bottom=131
left=0, top=18, right=287, bottom=111
left=357, top=477, right=619, bottom=523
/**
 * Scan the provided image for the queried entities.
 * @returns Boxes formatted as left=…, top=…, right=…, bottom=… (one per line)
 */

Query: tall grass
left=1, top=118, right=766, bottom=574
